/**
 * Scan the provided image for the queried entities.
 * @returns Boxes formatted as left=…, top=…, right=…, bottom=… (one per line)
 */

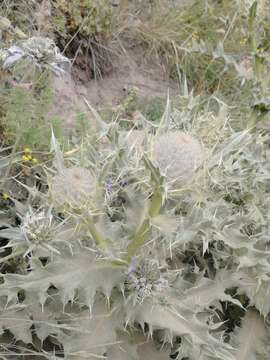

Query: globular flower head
left=152, top=131, right=204, bottom=188
left=126, top=259, right=169, bottom=304
left=21, top=209, right=55, bottom=245
left=50, top=166, right=96, bottom=210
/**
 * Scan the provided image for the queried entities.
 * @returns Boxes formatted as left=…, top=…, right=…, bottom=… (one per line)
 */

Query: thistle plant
left=1, top=2, right=270, bottom=357
left=0, top=89, right=270, bottom=360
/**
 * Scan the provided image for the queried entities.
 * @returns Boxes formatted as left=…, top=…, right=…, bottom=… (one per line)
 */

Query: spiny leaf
left=235, top=270, right=270, bottom=317
left=128, top=299, right=234, bottom=360
left=217, top=226, right=270, bottom=270
left=59, top=302, right=121, bottom=360
left=0, top=251, right=124, bottom=307
left=107, top=332, right=171, bottom=360
left=137, top=341, right=171, bottom=360
left=232, top=309, right=268, bottom=360
left=208, top=130, right=252, bottom=168
left=106, top=333, right=139, bottom=360
left=248, top=1, right=258, bottom=32
left=181, top=272, right=242, bottom=311
left=0, top=299, right=32, bottom=344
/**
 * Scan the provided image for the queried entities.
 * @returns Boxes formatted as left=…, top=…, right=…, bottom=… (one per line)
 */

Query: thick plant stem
left=248, top=1, right=262, bottom=83
left=148, top=186, right=163, bottom=217
left=124, top=218, right=151, bottom=264
left=123, top=186, right=162, bottom=264
left=85, top=217, right=107, bottom=250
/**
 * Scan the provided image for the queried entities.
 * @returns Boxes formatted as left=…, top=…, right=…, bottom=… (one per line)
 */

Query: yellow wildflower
left=32, top=158, right=38, bottom=164
left=240, top=38, right=247, bottom=46
left=191, top=31, right=199, bottom=40
left=2, top=192, right=9, bottom=200
left=24, top=148, right=32, bottom=154
left=22, top=154, right=32, bottom=161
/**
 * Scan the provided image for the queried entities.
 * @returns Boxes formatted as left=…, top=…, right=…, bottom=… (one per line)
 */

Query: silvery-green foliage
left=0, top=204, right=75, bottom=257
left=0, top=298, right=32, bottom=343
left=0, top=36, right=70, bottom=75
left=231, top=309, right=270, bottom=360
left=0, top=97, right=269, bottom=359
left=235, top=0, right=267, bottom=17
left=107, top=332, right=171, bottom=360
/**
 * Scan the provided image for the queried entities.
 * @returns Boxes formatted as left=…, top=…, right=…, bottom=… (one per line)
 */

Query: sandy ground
left=48, top=48, right=179, bottom=132
left=74, top=49, right=179, bottom=108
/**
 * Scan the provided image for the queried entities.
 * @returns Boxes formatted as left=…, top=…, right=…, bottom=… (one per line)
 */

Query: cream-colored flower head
left=152, top=131, right=204, bottom=187
left=50, top=166, right=95, bottom=209
left=21, top=209, right=54, bottom=245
